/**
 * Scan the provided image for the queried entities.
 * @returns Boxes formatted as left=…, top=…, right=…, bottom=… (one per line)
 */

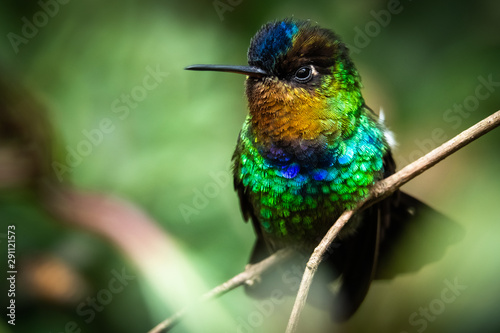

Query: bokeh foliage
left=1, top=0, right=499, bottom=332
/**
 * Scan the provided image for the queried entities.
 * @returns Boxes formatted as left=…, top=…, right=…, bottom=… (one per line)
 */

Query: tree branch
left=285, top=110, right=500, bottom=332
left=149, top=110, right=500, bottom=333
left=368, top=109, right=500, bottom=206
left=148, top=248, right=295, bottom=333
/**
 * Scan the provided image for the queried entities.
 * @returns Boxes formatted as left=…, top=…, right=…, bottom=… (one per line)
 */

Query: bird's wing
left=375, top=191, right=464, bottom=280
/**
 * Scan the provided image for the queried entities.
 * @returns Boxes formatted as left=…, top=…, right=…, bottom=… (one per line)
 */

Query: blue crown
left=247, top=20, right=299, bottom=73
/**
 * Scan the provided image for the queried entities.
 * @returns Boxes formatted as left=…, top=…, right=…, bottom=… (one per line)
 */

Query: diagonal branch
left=148, top=110, right=500, bottom=333
left=148, top=248, right=295, bottom=333
left=285, top=110, right=500, bottom=332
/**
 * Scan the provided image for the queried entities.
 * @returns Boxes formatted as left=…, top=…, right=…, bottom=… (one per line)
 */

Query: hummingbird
left=186, top=18, right=461, bottom=321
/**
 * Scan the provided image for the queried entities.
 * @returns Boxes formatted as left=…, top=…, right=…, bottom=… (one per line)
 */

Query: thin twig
left=285, top=110, right=500, bottom=333
left=368, top=109, right=500, bottom=206
left=148, top=248, right=295, bottom=333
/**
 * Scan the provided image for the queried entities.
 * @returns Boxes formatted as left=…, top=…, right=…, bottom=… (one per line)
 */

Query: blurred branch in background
left=0, top=71, right=219, bottom=332
left=0, top=73, right=180, bottom=269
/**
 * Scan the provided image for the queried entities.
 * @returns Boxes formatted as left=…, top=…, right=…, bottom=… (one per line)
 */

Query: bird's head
left=187, top=19, right=365, bottom=150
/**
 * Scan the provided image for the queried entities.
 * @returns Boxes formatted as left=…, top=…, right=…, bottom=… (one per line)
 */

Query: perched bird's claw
left=244, top=265, right=262, bottom=286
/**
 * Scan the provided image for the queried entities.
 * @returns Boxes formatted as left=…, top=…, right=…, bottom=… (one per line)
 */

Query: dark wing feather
left=325, top=204, right=381, bottom=321
left=375, top=191, right=464, bottom=279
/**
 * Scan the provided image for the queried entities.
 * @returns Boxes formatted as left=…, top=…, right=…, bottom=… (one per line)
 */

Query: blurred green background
left=0, top=0, right=499, bottom=332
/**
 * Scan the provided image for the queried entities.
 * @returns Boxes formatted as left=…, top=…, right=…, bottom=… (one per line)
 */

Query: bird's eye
left=294, top=66, right=313, bottom=83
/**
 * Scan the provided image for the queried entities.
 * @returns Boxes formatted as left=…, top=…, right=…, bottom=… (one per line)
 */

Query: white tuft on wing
left=378, top=108, right=397, bottom=149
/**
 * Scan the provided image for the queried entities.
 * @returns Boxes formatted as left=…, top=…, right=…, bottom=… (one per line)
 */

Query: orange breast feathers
left=246, top=78, right=340, bottom=145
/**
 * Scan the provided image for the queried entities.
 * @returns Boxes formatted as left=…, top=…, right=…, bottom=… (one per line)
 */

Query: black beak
left=185, top=64, right=267, bottom=78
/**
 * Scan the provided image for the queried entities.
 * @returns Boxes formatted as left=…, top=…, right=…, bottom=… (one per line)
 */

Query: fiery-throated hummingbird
left=186, top=18, right=461, bottom=320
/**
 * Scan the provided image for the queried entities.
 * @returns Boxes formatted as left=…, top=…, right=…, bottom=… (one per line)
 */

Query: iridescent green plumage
left=234, top=110, right=387, bottom=248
